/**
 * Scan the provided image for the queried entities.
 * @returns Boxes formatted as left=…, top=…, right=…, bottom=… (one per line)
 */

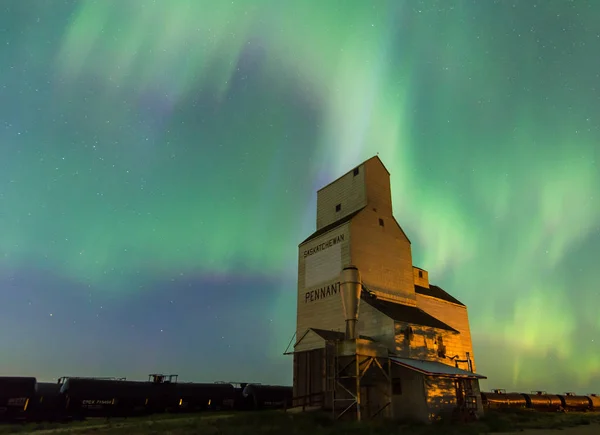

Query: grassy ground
left=1, top=409, right=599, bottom=435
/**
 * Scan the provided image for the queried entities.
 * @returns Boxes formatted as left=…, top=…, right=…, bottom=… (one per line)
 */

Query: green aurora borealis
left=1, top=0, right=599, bottom=391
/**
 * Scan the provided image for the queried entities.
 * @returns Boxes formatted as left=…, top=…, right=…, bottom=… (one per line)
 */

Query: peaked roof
left=391, top=357, right=486, bottom=379
left=361, top=291, right=458, bottom=332
left=300, top=155, right=413, bottom=246
left=310, top=328, right=374, bottom=342
left=299, top=207, right=364, bottom=246
left=316, top=155, right=389, bottom=193
left=365, top=154, right=391, bottom=175
left=415, top=285, right=465, bottom=306
left=294, top=328, right=374, bottom=347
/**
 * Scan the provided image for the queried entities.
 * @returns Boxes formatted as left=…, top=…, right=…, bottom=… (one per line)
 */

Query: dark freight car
left=60, top=378, right=150, bottom=418
left=33, top=382, right=65, bottom=421
left=144, top=381, right=178, bottom=414
left=173, top=383, right=236, bottom=412
left=558, top=393, right=592, bottom=411
left=0, top=377, right=37, bottom=421
left=241, top=384, right=293, bottom=410
left=481, top=390, right=529, bottom=409
left=527, top=391, right=563, bottom=411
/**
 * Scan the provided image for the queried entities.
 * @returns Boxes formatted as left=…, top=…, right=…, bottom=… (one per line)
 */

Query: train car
left=0, top=377, right=37, bottom=421
left=558, top=392, right=593, bottom=412
left=587, top=394, right=600, bottom=411
left=144, top=374, right=181, bottom=413
left=481, top=390, right=528, bottom=409
left=32, top=382, right=66, bottom=422
left=214, top=381, right=249, bottom=410
left=59, top=377, right=151, bottom=418
left=172, top=382, right=237, bottom=412
left=241, top=384, right=293, bottom=410
left=526, top=391, right=563, bottom=411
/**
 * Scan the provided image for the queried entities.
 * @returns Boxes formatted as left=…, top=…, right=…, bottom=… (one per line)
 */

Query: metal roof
left=309, top=328, right=375, bottom=342
left=361, top=292, right=458, bottom=332
left=316, top=155, right=390, bottom=193
left=299, top=208, right=364, bottom=245
left=391, top=357, right=487, bottom=379
left=414, top=284, right=465, bottom=306
left=294, top=328, right=374, bottom=348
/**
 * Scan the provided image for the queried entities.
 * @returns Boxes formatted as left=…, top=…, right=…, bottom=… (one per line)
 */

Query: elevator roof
left=391, top=357, right=487, bottom=379
left=415, top=284, right=465, bottom=306
left=361, top=292, right=458, bottom=332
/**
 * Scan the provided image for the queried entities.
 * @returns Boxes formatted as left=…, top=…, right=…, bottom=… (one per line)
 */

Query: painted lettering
left=7, top=397, right=27, bottom=406
left=304, top=282, right=340, bottom=303
left=303, top=234, right=344, bottom=258
left=82, top=399, right=114, bottom=406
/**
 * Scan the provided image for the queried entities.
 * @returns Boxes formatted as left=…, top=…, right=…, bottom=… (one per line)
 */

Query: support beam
left=331, top=338, right=392, bottom=421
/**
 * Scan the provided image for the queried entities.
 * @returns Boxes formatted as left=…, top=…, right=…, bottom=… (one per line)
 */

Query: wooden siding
left=391, top=365, right=429, bottom=422
left=394, top=322, right=462, bottom=366
left=316, top=163, right=367, bottom=230
left=296, top=223, right=351, bottom=340
left=350, top=208, right=415, bottom=301
left=413, top=267, right=430, bottom=288
left=294, top=330, right=327, bottom=353
left=424, top=376, right=458, bottom=420
left=363, top=157, right=394, bottom=216
left=356, top=301, right=395, bottom=350
left=415, top=294, right=477, bottom=372
left=293, top=349, right=326, bottom=407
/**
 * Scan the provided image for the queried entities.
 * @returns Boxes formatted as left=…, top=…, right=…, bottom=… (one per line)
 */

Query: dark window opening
left=335, top=204, right=341, bottom=212
left=418, top=271, right=423, bottom=278
left=378, top=218, right=384, bottom=227
left=437, top=336, right=447, bottom=358
left=392, top=379, right=402, bottom=395
left=353, top=167, right=359, bottom=176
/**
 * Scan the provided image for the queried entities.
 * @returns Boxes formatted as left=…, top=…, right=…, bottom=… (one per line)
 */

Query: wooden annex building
left=286, top=156, right=486, bottom=423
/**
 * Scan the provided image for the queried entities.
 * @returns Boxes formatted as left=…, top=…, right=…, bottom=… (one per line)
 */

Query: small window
left=392, top=379, right=402, bottom=395
left=335, top=204, right=341, bottom=212
left=437, top=336, right=446, bottom=358
left=353, top=167, right=359, bottom=176
left=418, top=271, right=423, bottom=278
left=378, top=218, right=384, bottom=227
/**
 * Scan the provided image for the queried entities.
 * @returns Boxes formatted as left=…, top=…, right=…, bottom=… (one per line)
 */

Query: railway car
left=214, top=381, right=250, bottom=410
left=32, top=382, right=65, bottom=422
left=59, top=377, right=150, bottom=418
left=0, top=371, right=318, bottom=423
left=144, top=374, right=179, bottom=414
left=480, top=390, right=528, bottom=409
left=588, top=394, right=600, bottom=411
left=558, top=393, right=593, bottom=412
left=241, top=384, right=293, bottom=410
left=0, top=377, right=37, bottom=421
left=527, top=391, right=563, bottom=411
left=173, top=382, right=237, bottom=412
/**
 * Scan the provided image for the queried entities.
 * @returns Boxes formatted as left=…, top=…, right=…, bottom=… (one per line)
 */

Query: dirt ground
left=497, top=423, right=600, bottom=435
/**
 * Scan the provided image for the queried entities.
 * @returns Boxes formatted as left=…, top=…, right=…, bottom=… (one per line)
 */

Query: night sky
left=1, top=0, right=599, bottom=393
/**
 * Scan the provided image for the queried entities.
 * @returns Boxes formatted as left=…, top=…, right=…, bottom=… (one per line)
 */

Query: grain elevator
left=287, top=156, right=486, bottom=423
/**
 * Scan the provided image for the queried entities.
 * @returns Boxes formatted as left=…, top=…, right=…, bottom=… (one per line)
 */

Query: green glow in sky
left=1, top=0, right=598, bottom=390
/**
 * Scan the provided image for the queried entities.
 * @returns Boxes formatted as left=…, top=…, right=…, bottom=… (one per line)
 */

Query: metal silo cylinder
left=340, top=266, right=362, bottom=340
